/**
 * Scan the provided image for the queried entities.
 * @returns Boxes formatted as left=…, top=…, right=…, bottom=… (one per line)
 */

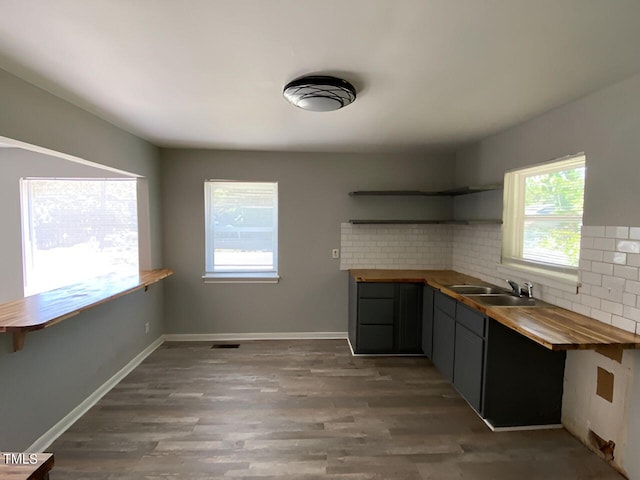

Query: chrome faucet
left=505, top=279, right=534, bottom=298
left=524, top=282, right=534, bottom=298
left=506, top=279, right=520, bottom=296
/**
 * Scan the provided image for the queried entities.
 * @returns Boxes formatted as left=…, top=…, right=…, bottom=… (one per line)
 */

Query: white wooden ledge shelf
left=0, top=269, right=174, bottom=352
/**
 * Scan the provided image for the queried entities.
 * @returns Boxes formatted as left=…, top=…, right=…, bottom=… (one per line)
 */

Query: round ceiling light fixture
left=283, top=75, right=356, bottom=112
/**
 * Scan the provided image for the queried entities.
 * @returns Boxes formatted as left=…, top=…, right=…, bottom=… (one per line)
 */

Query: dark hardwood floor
left=49, top=340, right=621, bottom=479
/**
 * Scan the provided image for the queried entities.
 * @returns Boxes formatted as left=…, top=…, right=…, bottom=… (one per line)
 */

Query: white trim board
left=26, top=336, right=164, bottom=453
left=164, top=332, right=348, bottom=342
left=483, top=418, right=563, bottom=432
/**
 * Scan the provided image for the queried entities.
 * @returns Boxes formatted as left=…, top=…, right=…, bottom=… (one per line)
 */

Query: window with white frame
left=204, top=180, right=278, bottom=281
left=502, top=154, right=585, bottom=276
left=21, top=178, right=139, bottom=296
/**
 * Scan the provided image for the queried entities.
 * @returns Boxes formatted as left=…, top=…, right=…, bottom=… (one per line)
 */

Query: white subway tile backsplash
left=581, top=295, right=601, bottom=309
left=590, top=309, right=612, bottom=324
left=617, top=240, right=640, bottom=254
left=612, top=315, right=636, bottom=333
left=592, top=262, right=614, bottom=275
left=623, top=305, right=640, bottom=322
left=594, top=238, right=616, bottom=251
left=592, top=285, right=624, bottom=303
left=623, top=292, right=637, bottom=307
left=581, top=249, right=604, bottom=261
left=601, top=299, right=624, bottom=316
left=625, top=280, right=640, bottom=295
left=627, top=254, right=640, bottom=267
left=606, top=226, right=629, bottom=239
left=340, top=223, right=453, bottom=270
left=603, top=251, right=627, bottom=264
left=342, top=222, right=640, bottom=334
left=555, top=298, right=573, bottom=310
left=602, top=275, right=625, bottom=291
left=579, top=259, right=592, bottom=271
left=613, top=265, right=638, bottom=281
left=580, top=236, right=595, bottom=249
left=572, top=303, right=592, bottom=316
left=580, top=271, right=602, bottom=286
left=582, top=226, right=605, bottom=237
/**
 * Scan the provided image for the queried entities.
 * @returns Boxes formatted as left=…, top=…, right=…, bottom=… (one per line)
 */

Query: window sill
left=202, top=272, right=280, bottom=284
left=498, top=262, right=579, bottom=294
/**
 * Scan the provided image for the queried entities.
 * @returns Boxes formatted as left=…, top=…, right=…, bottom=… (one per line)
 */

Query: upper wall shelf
left=349, top=183, right=503, bottom=197
left=349, top=219, right=503, bottom=225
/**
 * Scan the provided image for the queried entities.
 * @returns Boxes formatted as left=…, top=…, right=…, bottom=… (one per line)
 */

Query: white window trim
left=202, top=272, right=280, bottom=283
left=497, top=262, right=579, bottom=294
left=501, top=153, right=585, bottom=287
left=203, top=180, right=279, bottom=284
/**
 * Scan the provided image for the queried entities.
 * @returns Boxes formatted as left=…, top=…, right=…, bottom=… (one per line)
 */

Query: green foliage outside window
left=523, top=166, right=585, bottom=267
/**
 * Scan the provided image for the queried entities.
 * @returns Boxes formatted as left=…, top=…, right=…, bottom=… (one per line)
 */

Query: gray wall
left=0, top=68, right=164, bottom=451
left=160, top=149, right=454, bottom=334
left=454, top=71, right=640, bottom=478
left=456, top=72, right=640, bottom=227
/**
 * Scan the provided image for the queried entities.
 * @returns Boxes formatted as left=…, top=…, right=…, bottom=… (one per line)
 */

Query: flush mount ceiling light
left=283, top=75, right=356, bottom=112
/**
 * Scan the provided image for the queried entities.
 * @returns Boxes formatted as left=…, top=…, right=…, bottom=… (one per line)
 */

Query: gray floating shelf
left=349, top=219, right=502, bottom=225
left=349, top=183, right=502, bottom=197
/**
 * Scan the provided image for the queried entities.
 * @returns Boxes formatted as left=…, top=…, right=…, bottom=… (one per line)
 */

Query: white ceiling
left=1, top=0, right=640, bottom=153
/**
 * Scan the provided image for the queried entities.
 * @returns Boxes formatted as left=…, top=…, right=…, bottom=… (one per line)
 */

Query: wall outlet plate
left=332, top=249, right=340, bottom=259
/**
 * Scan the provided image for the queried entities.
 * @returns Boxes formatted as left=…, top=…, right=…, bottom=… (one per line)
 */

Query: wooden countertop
left=0, top=453, right=54, bottom=480
left=349, top=269, right=640, bottom=351
left=0, top=269, right=173, bottom=352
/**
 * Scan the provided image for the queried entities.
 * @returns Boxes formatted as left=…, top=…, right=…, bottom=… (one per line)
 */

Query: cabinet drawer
left=358, top=283, right=395, bottom=298
left=357, top=324, right=394, bottom=353
left=456, top=304, right=486, bottom=337
left=358, top=298, right=394, bottom=325
left=434, top=292, right=456, bottom=317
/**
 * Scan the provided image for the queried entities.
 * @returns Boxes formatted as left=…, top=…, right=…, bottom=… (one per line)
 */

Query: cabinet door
left=357, top=325, right=394, bottom=353
left=422, top=286, right=435, bottom=358
left=432, top=308, right=455, bottom=381
left=453, top=324, right=485, bottom=412
left=395, top=284, right=423, bottom=354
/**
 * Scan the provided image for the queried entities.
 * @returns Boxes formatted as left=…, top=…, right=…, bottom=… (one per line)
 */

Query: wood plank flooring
left=49, top=340, right=622, bottom=479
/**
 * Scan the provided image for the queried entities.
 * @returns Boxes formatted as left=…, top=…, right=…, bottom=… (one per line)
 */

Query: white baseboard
left=26, top=336, right=164, bottom=453
left=163, top=332, right=348, bottom=342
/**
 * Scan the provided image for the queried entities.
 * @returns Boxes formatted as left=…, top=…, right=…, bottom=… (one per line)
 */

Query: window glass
left=503, top=155, right=585, bottom=273
left=204, top=181, right=278, bottom=275
left=21, top=178, right=139, bottom=296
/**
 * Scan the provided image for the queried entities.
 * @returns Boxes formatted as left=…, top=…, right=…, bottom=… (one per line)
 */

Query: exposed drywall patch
left=596, top=366, right=615, bottom=402
left=589, top=429, right=616, bottom=464
left=596, top=345, right=623, bottom=364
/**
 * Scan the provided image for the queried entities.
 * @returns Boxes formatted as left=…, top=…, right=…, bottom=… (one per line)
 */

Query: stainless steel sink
left=445, top=284, right=511, bottom=295
left=464, top=294, right=542, bottom=307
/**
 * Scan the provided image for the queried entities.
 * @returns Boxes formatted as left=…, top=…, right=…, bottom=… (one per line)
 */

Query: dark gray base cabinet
left=483, top=319, right=566, bottom=428
left=348, top=277, right=423, bottom=354
left=432, top=294, right=456, bottom=381
left=427, top=292, right=566, bottom=428
left=421, top=286, right=435, bottom=358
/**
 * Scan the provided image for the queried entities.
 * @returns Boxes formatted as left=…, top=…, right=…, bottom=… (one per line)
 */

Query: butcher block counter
left=350, top=269, right=640, bottom=352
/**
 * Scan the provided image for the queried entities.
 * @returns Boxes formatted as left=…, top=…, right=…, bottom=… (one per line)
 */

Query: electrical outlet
left=145, top=322, right=150, bottom=334
left=332, top=248, right=340, bottom=259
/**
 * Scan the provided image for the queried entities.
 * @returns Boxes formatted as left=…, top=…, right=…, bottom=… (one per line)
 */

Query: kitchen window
left=203, top=180, right=279, bottom=283
left=501, top=154, right=585, bottom=284
left=21, top=177, right=139, bottom=296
